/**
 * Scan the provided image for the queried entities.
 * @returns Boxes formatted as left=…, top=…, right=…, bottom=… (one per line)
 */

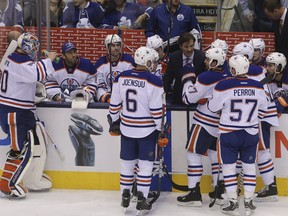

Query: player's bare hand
left=47, top=51, right=58, bottom=61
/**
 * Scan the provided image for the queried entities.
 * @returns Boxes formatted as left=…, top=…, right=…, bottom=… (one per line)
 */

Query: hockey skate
left=177, top=182, right=202, bottom=207
left=244, top=198, right=256, bottom=216
left=121, top=189, right=130, bottom=214
left=209, top=180, right=225, bottom=205
left=221, top=198, right=239, bottom=216
left=254, top=178, right=278, bottom=202
left=136, top=191, right=152, bottom=216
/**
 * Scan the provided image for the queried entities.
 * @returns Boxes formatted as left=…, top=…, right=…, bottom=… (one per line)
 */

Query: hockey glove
left=273, top=89, right=288, bottom=114
left=181, top=64, right=196, bottom=85
left=52, top=92, right=71, bottom=102
left=157, top=122, right=171, bottom=147
left=107, top=114, right=121, bottom=136
left=197, top=98, right=208, bottom=105
left=100, top=93, right=111, bottom=103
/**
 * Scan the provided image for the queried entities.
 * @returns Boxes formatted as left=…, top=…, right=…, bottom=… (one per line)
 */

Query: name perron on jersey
left=109, top=69, right=164, bottom=138
left=208, top=77, right=268, bottom=135
left=0, top=52, right=54, bottom=110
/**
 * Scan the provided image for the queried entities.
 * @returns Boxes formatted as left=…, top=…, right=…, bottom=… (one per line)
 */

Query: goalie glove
left=157, top=122, right=170, bottom=147
left=181, top=64, right=196, bottom=85
left=107, top=114, right=121, bottom=136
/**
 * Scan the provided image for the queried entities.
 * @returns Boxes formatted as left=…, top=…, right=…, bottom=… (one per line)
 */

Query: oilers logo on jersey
left=60, top=78, right=81, bottom=93
left=105, top=70, right=121, bottom=87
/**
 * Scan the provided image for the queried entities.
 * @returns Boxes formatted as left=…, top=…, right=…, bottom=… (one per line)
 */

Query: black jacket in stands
left=274, top=8, right=288, bottom=60
left=163, top=49, right=206, bottom=105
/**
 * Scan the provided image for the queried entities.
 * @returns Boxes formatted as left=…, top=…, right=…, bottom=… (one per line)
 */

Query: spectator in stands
left=163, top=32, right=205, bottom=105
left=45, top=42, right=97, bottom=102
left=61, top=0, right=104, bottom=28
left=0, top=0, right=24, bottom=27
left=239, top=0, right=273, bottom=32
left=145, top=0, right=200, bottom=53
left=101, top=0, right=152, bottom=30
left=263, top=0, right=288, bottom=60
left=23, top=0, right=65, bottom=27
left=91, top=0, right=110, bottom=10
left=48, top=0, right=66, bottom=27
left=95, top=34, right=134, bottom=102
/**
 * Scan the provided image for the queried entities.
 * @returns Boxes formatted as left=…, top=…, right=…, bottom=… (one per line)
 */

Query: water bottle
left=42, top=49, right=60, bottom=63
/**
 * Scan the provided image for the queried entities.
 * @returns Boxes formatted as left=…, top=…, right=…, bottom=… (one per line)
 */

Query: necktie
left=185, top=57, right=190, bottom=65
left=280, top=19, right=284, bottom=34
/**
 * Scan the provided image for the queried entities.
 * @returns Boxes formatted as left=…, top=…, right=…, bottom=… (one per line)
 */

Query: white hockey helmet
left=266, top=52, right=287, bottom=74
left=146, top=35, right=164, bottom=50
left=211, top=39, right=229, bottom=53
left=232, top=42, right=254, bottom=61
left=104, top=34, right=122, bottom=49
left=229, top=54, right=250, bottom=76
left=17, top=32, right=40, bottom=60
left=134, top=46, right=159, bottom=71
left=205, top=48, right=226, bottom=68
left=249, top=38, right=265, bottom=53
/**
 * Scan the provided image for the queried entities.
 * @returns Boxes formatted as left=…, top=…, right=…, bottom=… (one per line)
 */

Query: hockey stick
left=162, top=165, right=189, bottom=191
left=148, top=93, right=166, bottom=205
left=237, top=168, right=244, bottom=196
left=0, top=40, right=18, bottom=72
left=260, top=75, right=273, bottom=85
left=42, top=125, right=65, bottom=161
left=209, top=164, right=221, bottom=208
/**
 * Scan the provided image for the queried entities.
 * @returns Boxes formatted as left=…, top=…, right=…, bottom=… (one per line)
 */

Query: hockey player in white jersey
left=249, top=38, right=266, bottom=66
left=45, top=42, right=97, bottom=102
left=146, top=34, right=169, bottom=80
left=254, top=52, right=287, bottom=202
left=108, top=47, right=168, bottom=216
left=232, top=42, right=280, bottom=202
left=95, top=34, right=134, bottom=103
left=208, top=54, right=268, bottom=216
left=211, top=39, right=229, bottom=54
left=177, top=48, right=229, bottom=207
left=0, top=32, right=57, bottom=198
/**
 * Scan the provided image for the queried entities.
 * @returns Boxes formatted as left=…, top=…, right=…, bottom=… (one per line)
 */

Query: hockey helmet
left=17, top=32, right=40, bottom=61
left=104, top=34, right=122, bottom=49
left=266, top=52, right=287, bottom=74
left=229, top=54, right=249, bottom=76
left=146, top=35, right=164, bottom=50
left=211, top=39, right=229, bottom=53
left=134, top=47, right=159, bottom=72
left=232, top=42, right=254, bottom=61
left=249, top=38, right=265, bottom=53
left=205, top=48, right=226, bottom=69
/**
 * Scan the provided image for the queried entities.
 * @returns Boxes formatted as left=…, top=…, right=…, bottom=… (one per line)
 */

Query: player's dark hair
left=263, top=0, right=282, bottom=13
left=178, top=32, right=195, bottom=46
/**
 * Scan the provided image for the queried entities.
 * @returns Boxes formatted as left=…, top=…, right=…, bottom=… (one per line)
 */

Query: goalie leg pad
left=23, top=122, right=52, bottom=191
left=0, top=130, right=34, bottom=198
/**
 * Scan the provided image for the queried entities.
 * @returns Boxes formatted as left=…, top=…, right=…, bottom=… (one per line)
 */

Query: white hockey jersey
left=247, top=65, right=278, bottom=126
left=0, top=51, right=54, bottom=110
left=208, top=77, right=268, bottom=135
left=95, top=53, right=134, bottom=102
left=182, top=68, right=229, bottom=137
left=109, top=69, right=164, bottom=138
left=45, top=57, right=97, bottom=99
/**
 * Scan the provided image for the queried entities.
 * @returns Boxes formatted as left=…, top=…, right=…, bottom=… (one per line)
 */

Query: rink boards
left=0, top=103, right=287, bottom=195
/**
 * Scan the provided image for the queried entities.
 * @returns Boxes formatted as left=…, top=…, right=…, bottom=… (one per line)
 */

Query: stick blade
left=0, top=40, right=18, bottom=71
